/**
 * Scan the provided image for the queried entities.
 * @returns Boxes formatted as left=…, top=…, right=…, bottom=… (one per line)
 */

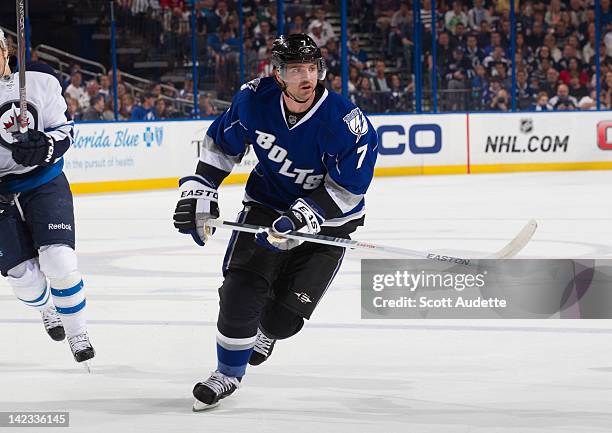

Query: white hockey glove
left=255, top=198, right=324, bottom=252
left=173, top=175, right=219, bottom=246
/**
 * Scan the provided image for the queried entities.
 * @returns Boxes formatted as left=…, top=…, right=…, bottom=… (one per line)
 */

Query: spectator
left=531, top=91, right=554, bottom=111
left=155, top=98, right=168, bottom=119
left=64, top=72, right=86, bottom=107
left=437, top=31, right=453, bottom=70
left=81, top=94, right=106, bottom=121
left=445, top=1, right=468, bottom=33
left=388, top=21, right=412, bottom=69
left=81, top=80, right=101, bottom=110
left=99, top=74, right=111, bottom=101
left=445, top=47, right=473, bottom=110
left=549, top=84, right=579, bottom=109
left=65, top=96, right=81, bottom=121
left=490, top=88, right=510, bottom=111
left=354, top=76, right=376, bottom=112
left=468, top=0, right=491, bottom=31
left=308, top=8, right=336, bottom=42
left=540, top=67, right=560, bottom=97
left=525, top=20, right=546, bottom=51
left=465, top=33, right=484, bottom=67
left=102, top=98, right=120, bottom=121
left=476, top=20, right=492, bottom=49
left=559, top=57, right=589, bottom=86
left=387, top=74, right=408, bottom=112
left=568, top=75, right=589, bottom=100
left=121, top=94, right=135, bottom=119
left=515, top=69, right=535, bottom=109
left=348, top=65, right=360, bottom=93
left=349, top=36, right=368, bottom=70
left=308, top=20, right=329, bottom=47
left=578, top=89, right=598, bottom=110
left=330, top=75, right=343, bottom=94
left=288, top=14, right=306, bottom=35
left=131, top=93, right=157, bottom=121
left=450, top=22, right=468, bottom=51
left=370, top=59, right=390, bottom=92
left=545, top=0, right=563, bottom=27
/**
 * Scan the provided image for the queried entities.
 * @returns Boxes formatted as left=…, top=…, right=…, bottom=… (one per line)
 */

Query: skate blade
left=81, top=361, right=92, bottom=374
left=192, top=399, right=220, bottom=412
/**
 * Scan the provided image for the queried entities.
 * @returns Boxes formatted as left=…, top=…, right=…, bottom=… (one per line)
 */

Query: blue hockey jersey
left=199, top=77, right=378, bottom=226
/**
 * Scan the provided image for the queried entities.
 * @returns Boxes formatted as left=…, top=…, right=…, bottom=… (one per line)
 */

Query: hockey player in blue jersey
left=0, top=29, right=95, bottom=364
left=173, top=33, right=377, bottom=410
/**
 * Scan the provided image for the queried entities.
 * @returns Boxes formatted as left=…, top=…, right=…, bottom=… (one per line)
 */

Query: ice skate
left=40, top=306, right=65, bottom=341
left=67, top=332, right=95, bottom=364
left=249, top=328, right=276, bottom=366
left=192, top=371, right=241, bottom=411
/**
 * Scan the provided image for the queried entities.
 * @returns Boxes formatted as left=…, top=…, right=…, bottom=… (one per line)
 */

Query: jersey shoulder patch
left=240, top=78, right=261, bottom=92
left=342, top=107, right=369, bottom=142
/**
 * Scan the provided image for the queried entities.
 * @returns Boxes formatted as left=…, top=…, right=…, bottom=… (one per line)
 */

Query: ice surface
left=1, top=172, right=612, bottom=432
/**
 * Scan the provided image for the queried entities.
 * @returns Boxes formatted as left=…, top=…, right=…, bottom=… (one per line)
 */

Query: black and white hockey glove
left=11, top=129, right=57, bottom=167
left=255, top=198, right=324, bottom=252
left=173, top=175, right=219, bottom=247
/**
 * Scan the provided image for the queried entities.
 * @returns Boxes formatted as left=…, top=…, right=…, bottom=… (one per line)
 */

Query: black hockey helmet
left=271, top=33, right=326, bottom=80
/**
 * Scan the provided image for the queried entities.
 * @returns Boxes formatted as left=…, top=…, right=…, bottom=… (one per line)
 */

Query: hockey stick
left=205, top=219, right=538, bottom=263
left=16, top=0, right=28, bottom=135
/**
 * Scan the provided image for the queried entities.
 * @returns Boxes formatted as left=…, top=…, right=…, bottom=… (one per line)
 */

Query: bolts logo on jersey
left=343, top=108, right=368, bottom=142
left=254, top=130, right=324, bottom=190
left=0, top=101, right=38, bottom=149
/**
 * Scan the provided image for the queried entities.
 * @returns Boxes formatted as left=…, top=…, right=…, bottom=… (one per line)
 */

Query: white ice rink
left=1, top=171, right=612, bottom=433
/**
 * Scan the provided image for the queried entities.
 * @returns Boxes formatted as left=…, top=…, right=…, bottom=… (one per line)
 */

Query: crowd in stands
left=13, top=0, right=612, bottom=118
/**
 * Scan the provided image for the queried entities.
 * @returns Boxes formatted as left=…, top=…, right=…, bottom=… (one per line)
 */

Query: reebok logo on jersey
left=343, top=108, right=368, bottom=142
left=294, top=292, right=312, bottom=304
left=48, top=223, right=72, bottom=231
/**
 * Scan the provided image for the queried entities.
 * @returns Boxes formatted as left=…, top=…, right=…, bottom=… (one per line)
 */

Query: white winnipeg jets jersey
left=0, top=70, right=73, bottom=178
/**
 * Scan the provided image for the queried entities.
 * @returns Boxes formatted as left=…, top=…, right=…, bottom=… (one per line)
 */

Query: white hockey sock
left=7, top=259, right=52, bottom=311
left=49, top=271, right=87, bottom=337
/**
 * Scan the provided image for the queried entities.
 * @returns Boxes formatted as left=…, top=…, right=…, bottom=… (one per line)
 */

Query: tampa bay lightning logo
left=240, top=78, right=261, bottom=92
left=342, top=108, right=368, bottom=142
left=0, top=101, right=38, bottom=149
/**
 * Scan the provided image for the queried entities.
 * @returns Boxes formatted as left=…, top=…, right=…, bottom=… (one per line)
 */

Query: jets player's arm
left=196, top=94, right=249, bottom=187
left=11, top=74, right=74, bottom=167
left=307, top=119, right=378, bottom=220
left=41, top=74, right=74, bottom=158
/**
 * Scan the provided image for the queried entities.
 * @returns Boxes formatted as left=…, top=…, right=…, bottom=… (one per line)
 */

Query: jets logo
left=342, top=108, right=368, bottom=142
left=0, top=101, right=38, bottom=149
left=294, top=292, right=312, bottom=304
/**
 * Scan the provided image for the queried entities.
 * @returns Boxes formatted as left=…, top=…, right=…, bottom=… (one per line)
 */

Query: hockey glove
left=255, top=198, right=323, bottom=252
left=173, top=175, right=219, bottom=246
left=11, top=129, right=57, bottom=167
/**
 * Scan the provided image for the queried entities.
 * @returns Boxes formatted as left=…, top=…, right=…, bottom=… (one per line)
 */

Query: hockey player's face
left=282, top=62, right=318, bottom=99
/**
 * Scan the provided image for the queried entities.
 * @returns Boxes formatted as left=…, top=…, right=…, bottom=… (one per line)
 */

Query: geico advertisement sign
left=368, top=114, right=467, bottom=166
